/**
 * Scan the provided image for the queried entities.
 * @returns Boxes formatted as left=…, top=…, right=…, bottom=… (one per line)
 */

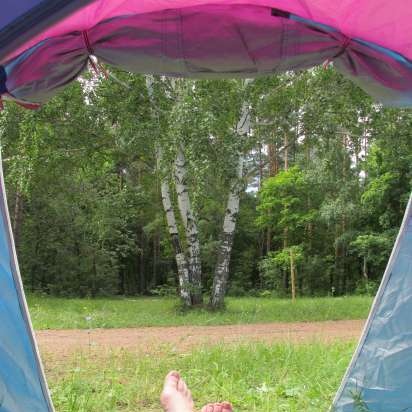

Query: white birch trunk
left=174, top=146, right=203, bottom=304
left=146, top=75, right=192, bottom=305
left=210, top=101, right=250, bottom=308
left=156, top=147, right=192, bottom=306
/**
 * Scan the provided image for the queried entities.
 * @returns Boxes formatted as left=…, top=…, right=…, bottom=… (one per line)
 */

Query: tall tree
left=146, top=76, right=193, bottom=305
left=210, top=101, right=250, bottom=308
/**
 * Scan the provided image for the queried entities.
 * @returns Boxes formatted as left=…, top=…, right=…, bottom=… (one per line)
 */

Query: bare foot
left=160, top=371, right=195, bottom=412
left=201, top=402, right=233, bottom=412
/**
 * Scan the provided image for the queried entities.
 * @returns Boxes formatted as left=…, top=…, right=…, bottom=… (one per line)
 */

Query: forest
left=1, top=68, right=411, bottom=307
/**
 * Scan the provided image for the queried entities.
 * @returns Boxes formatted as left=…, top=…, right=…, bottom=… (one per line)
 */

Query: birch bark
left=157, top=147, right=192, bottom=305
left=174, top=146, right=203, bottom=305
left=210, top=101, right=250, bottom=308
left=146, top=76, right=192, bottom=306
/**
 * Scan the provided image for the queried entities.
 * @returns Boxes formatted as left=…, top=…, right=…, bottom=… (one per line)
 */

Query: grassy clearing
left=28, top=295, right=373, bottom=330
left=47, top=341, right=355, bottom=411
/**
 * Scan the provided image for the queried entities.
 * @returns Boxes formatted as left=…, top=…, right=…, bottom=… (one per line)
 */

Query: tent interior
left=0, top=1, right=412, bottom=411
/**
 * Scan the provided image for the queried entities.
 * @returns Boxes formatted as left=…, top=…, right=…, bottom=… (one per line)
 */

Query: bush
left=258, top=290, right=273, bottom=298
left=227, top=283, right=247, bottom=296
left=258, top=252, right=287, bottom=295
left=150, top=285, right=177, bottom=297
left=355, top=280, right=380, bottom=296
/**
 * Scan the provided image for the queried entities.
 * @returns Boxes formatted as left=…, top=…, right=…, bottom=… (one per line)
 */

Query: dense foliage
left=0, top=67, right=411, bottom=300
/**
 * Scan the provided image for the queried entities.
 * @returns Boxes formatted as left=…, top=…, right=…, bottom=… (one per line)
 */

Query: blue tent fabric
left=332, top=195, right=412, bottom=412
left=0, top=0, right=47, bottom=28
left=0, top=160, right=53, bottom=412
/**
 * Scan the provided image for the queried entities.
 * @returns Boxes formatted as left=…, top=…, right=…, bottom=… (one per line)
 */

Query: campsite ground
left=30, top=296, right=372, bottom=411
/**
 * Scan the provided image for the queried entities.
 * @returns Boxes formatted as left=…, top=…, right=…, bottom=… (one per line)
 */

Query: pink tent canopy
left=4, top=0, right=412, bottom=62
left=1, top=0, right=412, bottom=107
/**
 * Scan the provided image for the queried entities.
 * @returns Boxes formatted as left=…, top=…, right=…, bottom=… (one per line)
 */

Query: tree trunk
left=284, top=133, right=289, bottom=170
left=283, top=227, right=289, bottom=292
left=266, top=136, right=278, bottom=254
left=157, top=147, right=192, bottom=306
left=266, top=229, right=272, bottom=253
left=268, top=140, right=279, bottom=177
left=258, top=141, right=264, bottom=188
left=139, top=230, right=146, bottom=293
left=146, top=76, right=193, bottom=306
left=174, top=145, right=203, bottom=305
left=210, top=102, right=249, bottom=308
left=334, top=224, right=342, bottom=294
left=210, top=155, right=245, bottom=307
left=305, top=135, right=314, bottom=251
left=290, top=249, right=296, bottom=301
left=340, top=132, right=348, bottom=293
left=363, top=255, right=368, bottom=281
left=282, top=130, right=290, bottom=294
left=152, top=233, right=159, bottom=288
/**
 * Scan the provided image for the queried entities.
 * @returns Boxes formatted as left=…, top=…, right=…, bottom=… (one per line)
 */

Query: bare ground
left=36, top=319, right=365, bottom=359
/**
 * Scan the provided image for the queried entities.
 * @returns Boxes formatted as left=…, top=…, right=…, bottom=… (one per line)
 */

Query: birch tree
left=157, top=146, right=192, bottom=305
left=173, top=144, right=203, bottom=304
left=150, top=76, right=203, bottom=305
left=210, top=100, right=250, bottom=308
left=146, top=76, right=194, bottom=305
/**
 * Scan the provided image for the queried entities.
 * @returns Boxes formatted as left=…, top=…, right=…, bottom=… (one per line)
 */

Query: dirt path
left=36, top=319, right=365, bottom=357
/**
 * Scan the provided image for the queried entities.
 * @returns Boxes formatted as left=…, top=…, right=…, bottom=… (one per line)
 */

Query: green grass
left=32, top=297, right=363, bottom=409
left=47, top=341, right=355, bottom=411
left=27, top=295, right=373, bottom=330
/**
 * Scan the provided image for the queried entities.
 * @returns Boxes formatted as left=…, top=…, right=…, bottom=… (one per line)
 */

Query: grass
left=27, top=295, right=373, bottom=330
left=31, top=296, right=364, bottom=410
left=47, top=341, right=355, bottom=411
